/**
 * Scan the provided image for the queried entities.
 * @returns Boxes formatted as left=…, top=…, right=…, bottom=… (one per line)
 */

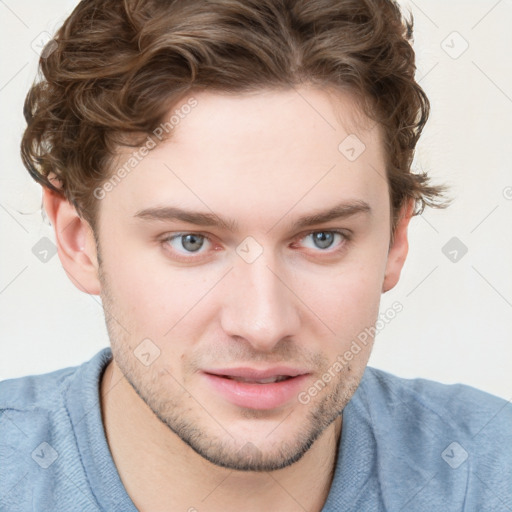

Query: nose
left=219, top=251, right=301, bottom=352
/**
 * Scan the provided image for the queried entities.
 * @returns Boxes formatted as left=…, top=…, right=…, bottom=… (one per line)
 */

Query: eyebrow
left=133, top=200, right=371, bottom=232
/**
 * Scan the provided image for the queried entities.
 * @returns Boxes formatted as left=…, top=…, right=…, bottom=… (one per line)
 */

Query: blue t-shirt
left=1, top=348, right=511, bottom=511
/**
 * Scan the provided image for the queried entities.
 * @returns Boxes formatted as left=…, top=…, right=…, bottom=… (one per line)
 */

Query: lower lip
left=202, top=373, right=310, bottom=410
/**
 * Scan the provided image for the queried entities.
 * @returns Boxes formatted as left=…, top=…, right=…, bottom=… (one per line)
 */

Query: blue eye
left=161, top=229, right=349, bottom=262
left=300, top=231, right=346, bottom=250
left=165, top=233, right=210, bottom=253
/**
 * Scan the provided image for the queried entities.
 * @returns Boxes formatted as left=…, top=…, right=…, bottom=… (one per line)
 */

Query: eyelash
left=160, top=230, right=351, bottom=262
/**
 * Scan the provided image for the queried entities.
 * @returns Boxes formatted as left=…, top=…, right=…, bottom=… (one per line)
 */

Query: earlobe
left=382, top=198, right=414, bottom=293
left=42, top=187, right=101, bottom=295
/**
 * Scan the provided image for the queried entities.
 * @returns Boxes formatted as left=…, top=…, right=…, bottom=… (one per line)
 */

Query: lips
left=223, top=375, right=291, bottom=384
left=203, top=366, right=307, bottom=380
left=201, top=366, right=310, bottom=410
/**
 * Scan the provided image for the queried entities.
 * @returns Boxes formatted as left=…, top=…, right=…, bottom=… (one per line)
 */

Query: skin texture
left=44, top=86, right=413, bottom=511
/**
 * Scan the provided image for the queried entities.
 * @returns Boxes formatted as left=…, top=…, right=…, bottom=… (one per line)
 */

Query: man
left=1, top=0, right=510, bottom=510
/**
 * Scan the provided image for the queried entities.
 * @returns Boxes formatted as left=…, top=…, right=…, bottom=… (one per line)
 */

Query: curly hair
left=21, top=0, right=451, bottom=237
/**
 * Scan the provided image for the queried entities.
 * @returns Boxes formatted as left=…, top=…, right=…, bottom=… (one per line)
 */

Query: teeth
left=226, top=375, right=290, bottom=384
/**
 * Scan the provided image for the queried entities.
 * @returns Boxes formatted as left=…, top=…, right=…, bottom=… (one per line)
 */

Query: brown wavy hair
left=21, top=0, right=451, bottom=238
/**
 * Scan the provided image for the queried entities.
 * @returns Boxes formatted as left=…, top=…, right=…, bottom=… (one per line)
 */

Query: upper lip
left=203, top=366, right=309, bottom=379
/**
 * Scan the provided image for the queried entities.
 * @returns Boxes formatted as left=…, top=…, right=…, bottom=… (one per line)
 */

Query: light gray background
left=1, top=0, right=511, bottom=400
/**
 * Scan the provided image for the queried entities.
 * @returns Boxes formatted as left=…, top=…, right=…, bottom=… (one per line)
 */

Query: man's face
left=95, top=87, right=396, bottom=471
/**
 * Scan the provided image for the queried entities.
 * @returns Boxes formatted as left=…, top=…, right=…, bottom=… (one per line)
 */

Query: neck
left=100, top=360, right=342, bottom=512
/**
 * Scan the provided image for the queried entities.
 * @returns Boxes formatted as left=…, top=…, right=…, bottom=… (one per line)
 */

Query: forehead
left=165, top=86, right=382, bottom=169
left=101, top=87, right=389, bottom=230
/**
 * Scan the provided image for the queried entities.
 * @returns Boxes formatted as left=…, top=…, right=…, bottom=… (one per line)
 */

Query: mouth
left=201, top=367, right=310, bottom=410
left=219, top=374, right=293, bottom=384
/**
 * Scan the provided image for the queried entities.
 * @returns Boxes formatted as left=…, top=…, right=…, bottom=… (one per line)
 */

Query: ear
left=42, top=187, right=101, bottom=295
left=382, top=198, right=414, bottom=293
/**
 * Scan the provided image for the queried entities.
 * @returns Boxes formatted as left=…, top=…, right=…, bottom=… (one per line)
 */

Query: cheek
left=295, top=260, right=385, bottom=354
left=99, top=244, right=166, bottom=335
left=330, top=275, right=381, bottom=331
left=102, top=248, right=221, bottom=344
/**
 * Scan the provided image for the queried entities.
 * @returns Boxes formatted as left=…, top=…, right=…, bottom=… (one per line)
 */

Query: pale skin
left=43, top=86, right=413, bottom=512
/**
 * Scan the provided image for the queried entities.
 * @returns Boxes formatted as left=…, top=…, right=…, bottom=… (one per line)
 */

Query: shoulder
left=359, top=366, right=511, bottom=436
left=0, top=363, right=77, bottom=412
left=360, top=367, right=512, bottom=437
left=0, top=348, right=112, bottom=412
left=0, top=348, right=111, bottom=441
left=348, top=367, right=512, bottom=509
left=0, top=348, right=112, bottom=511
left=0, top=359, right=83, bottom=453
